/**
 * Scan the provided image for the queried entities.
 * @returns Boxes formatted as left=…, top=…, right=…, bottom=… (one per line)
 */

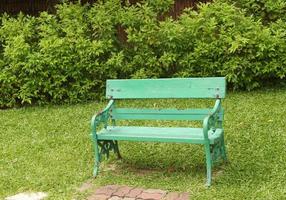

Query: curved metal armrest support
left=91, top=100, right=114, bottom=133
left=203, top=99, right=221, bottom=140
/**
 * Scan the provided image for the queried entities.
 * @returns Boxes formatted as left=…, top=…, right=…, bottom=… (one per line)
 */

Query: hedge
left=0, top=0, right=285, bottom=108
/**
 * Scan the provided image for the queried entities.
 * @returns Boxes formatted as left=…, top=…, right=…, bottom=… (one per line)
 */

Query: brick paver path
left=87, top=185, right=189, bottom=200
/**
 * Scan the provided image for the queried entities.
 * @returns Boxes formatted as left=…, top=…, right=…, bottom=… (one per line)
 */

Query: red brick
left=113, top=186, right=133, bottom=197
left=164, top=192, right=180, bottom=200
left=144, top=189, right=166, bottom=195
left=87, top=194, right=109, bottom=200
left=95, top=185, right=121, bottom=196
left=108, top=196, right=124, bottom=200
left=126, top=188, right=144, bottom=198
left=137, top=192, right=166, bottom=200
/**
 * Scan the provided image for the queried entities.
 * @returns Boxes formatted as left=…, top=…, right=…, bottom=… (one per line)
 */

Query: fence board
left=0, top=0, right=211, bottom=16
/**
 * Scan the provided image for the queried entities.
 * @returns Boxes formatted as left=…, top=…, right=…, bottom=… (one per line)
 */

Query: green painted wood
left=106, top=77, right=226, bottom=99
left=111, top=108, right=224, bottom=121
left=97, top=126, right=223, bottom=144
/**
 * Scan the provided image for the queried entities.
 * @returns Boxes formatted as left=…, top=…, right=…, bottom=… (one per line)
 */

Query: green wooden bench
left=91, top=77, right=227, bottom=186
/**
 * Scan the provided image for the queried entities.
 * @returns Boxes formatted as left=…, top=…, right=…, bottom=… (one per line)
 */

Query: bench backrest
left=107, top=77, right=225, bottom=121
left=106, top=77, right=226, bottom=99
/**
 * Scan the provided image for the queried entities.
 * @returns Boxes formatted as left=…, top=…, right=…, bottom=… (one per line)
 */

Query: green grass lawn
left=1, top=88, right=286, bottom=199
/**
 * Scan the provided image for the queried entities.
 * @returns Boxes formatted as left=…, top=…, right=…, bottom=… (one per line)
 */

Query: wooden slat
left=111, top=108, right=224, bottom=121
left=97, top=126, right=223, bottom=144
left=106, top=77, right=226, bottom=99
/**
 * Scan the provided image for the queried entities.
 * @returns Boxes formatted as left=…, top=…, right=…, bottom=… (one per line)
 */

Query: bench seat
left=97, top=126, right=223, bottom=144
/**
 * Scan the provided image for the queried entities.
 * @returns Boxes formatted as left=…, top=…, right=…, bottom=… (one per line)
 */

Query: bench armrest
left=203, top=99, right=221, bottom=140
left=91, top=100, right=114, bottom=133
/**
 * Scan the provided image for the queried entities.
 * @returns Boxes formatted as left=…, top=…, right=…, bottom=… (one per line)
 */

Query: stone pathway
left=5, top=192, right=47, bottom=200
left=87, top=185, right=189, bottom=200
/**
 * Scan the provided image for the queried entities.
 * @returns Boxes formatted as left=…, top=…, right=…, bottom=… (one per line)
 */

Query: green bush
left=220, top=0, right=286, bottom=24
left=120, top=2, right=286, bottom=89
left=0, top=0, right=285, bottom=108
left=0, top=1, right=121, bottom=107
left=0, top=14, right=39, bottom=107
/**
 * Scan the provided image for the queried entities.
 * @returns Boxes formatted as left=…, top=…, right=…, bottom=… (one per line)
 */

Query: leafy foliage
left=119, top=2, right=286, bottom=89
left=0, top=0, right=286, bottom=108
left=0, top=2, right=121, bottom=107
left=220, top=0, right=286, bottom=24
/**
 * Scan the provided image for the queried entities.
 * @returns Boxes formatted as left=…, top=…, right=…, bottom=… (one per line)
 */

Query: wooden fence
left=0, top=0, right=211, bottom=17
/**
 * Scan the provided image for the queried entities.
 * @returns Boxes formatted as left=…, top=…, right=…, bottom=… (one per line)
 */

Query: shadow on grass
left=98, top=141, right=229, bottom=182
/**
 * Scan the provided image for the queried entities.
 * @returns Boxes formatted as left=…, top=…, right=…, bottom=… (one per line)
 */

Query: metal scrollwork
left=210, top=140, right=224, bottom=162
left=98, top=140, right=121, bottom=160
left=94, top=111, right=109, bottom=128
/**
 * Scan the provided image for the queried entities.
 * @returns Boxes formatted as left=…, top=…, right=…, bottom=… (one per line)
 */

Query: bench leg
left=205, top=143, right=212, bottom=187
left=93, top=139, right=101, bottom=177
left=92, top=139, right=121, bottom=176
left=98, top=140, right=122, bottom=160
left=221, top=133, right=228, bottom=162
left=114, top=140, right=122, bottom=159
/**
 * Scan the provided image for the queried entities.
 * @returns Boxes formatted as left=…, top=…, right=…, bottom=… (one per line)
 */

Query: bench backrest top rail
left=106, top=77, right=226, bottom=99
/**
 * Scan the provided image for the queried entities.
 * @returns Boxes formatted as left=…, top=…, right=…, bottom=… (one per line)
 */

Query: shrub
left=120, top=2, right=286, bottom=89
left=0, top=14, right=39, bottom=107
left=0, top=1, right=121, bottom=107
left=0, top=0, right=285, bottom=108
left=220, top=0, right=286, bottom=24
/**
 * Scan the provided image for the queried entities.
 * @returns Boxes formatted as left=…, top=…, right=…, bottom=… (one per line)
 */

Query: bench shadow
left=101, top=141, right=227, bottom=179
